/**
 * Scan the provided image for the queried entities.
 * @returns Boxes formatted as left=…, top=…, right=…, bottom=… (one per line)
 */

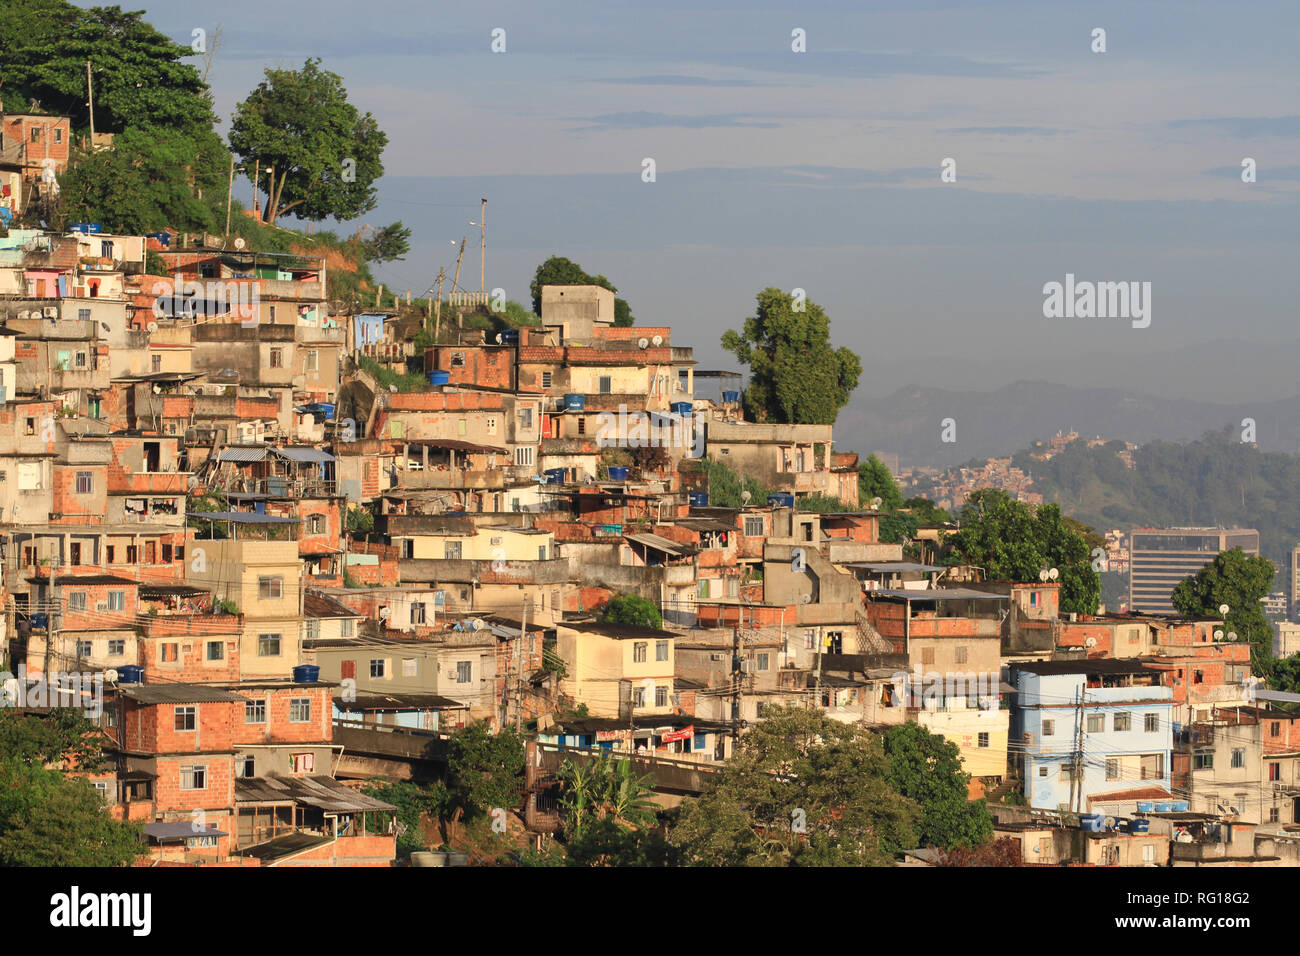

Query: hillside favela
left=0, top=4, right=1294, bottom=903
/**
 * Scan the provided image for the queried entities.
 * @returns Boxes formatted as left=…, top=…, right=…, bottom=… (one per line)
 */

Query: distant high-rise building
left=1128, top=527, right=1260, bottom=614
left=1289, top=545, right=1300, bottom=619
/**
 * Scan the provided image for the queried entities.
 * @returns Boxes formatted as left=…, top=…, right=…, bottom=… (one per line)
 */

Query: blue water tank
left=688, top=492, right=709, bottom=507
left=500, top=329, right=519, bottom=345
left=670, top=402, right=693, bottom=415
left=428, top=369, right=450, bottom=386
left=1171, top=800, right=1189, bottom=812
left=70, top=222, right=102, bottom=234
left=545, top=468, right=566, bottom=484
left=1136, top=801, right=1155, bottom=813
left=293, top=665, right=320, bottom=684
left=1079, top=813, right=1104, bottom=832
left=563, top=393, right=585, bottom=411
left=1154, top=802, right=1174, bottom=813
left=722, top=390, right=739, bottom=404
left=767, top=493, right=795, bottom=509
left=1129, top=818, right=1151, bottom=833
left=31, top=613, right=48, bottom=630
left=607, top=466, right=629, bottom=481
left=117, top=665, right=144, bottom=684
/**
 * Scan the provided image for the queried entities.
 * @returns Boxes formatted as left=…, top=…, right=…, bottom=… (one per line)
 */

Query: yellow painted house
left=556, top=621, right=676, bottom=719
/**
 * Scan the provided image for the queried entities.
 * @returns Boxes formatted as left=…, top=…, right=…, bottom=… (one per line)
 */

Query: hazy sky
left=118, top=1, right=1299, bottom=413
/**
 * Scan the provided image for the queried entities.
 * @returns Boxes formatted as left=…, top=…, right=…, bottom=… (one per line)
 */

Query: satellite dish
left=147, top=321, right=159, bottom=333
left=233, top=237, right=247, bottom=250
left=495, top=333, right=504, bottom=344
left=1048, top=568, right=1059, bottom=581
left=651, top=335, right=663, bottom=346
left=471, top=618, right=484, bottom=631
left=1084, top=637, right=1097, bottom=648
left=1214, top=629, right=1224, bottom=641
left=389, top=385, right=397, bottom=393
left=1218, top=604, right=1230, bottom=616
left=637, top=338, right=649, bottom=349
left=100, top=322, right=111, bottom=333
left=870, top=496, right=883, bottom=510
left=741, top=490, right=752, bottom=504
left=104, top=669, right=119, bottom=683
left=378, top=607, right=391, bottom=619
left=1227, top=631, right=1238, bottom=641
left=801, top=594, right=812, bottom=604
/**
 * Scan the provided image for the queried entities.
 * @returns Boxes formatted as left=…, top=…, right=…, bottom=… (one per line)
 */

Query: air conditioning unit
left=739, top=659, right=755, bottom=674
left=710, top=653, right=723, bottom=661
left=95, top=603, right=107, bottom=612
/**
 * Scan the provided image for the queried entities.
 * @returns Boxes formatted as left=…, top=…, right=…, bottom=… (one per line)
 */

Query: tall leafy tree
left=953, top=489, right=1101, bottom=615
left=446, top=722, right=525, bottom=819
left=880, top=723, right=993, bottom=850
left=1171, top=547, right=1276, bottom=666
left=229, top=58, right=387, bottom=224
left=600, top=594, right=662, bottom=629
left=722, top=288, right=862, bottom=425
left=858, top=453, right=904, bottom=511
left=671, top=707, right=920, bottom=866
left=0, top=2, right=214, bottom=136
left=529, top=255, right=634, bottom=326
left=0, top=761, right=143, bottom=866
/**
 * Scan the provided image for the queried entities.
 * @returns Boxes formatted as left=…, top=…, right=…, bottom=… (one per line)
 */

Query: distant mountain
left=836, top=380, right=1300, bottom=469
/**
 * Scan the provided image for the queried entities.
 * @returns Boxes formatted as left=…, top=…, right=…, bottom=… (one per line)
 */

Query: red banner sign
left=596, top=729, right=633, bottom=742
left=660, top=725, right=695, bottom=744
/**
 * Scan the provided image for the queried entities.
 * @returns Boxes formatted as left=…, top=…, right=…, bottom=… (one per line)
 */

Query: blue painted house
left=1011, top=659, right=1174, bottom=813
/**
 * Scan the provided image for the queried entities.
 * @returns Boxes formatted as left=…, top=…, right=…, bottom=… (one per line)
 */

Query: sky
left=112, top=1, right=1300, bottom=419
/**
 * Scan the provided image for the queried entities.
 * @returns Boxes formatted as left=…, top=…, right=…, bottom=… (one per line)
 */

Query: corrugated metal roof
left=118, top=684, right=249, bottom=704
left=625, top=532, right=686, bottom=556
left=144, top=822, right=229, bottom=842
left=189, top=511, right=300, bottom=524
left=235, top=774, right=397, bottom=813
left=272, top=446, right=337, bottom=464
left=215, top=447, right=268, bottom=462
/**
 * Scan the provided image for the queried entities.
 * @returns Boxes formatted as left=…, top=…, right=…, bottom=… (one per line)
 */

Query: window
left=977, top=732, right=989, bottom=748
left=411, top=603, right=427, bottom=625
left=486, top=416, right=497, bottom=435
left=290, top=752, right=315, bottom=774
left=1270, top=807, right=1280, bottom=823
left=54, top=127, right=63, bottom=144
left=921, top=647, right=935, bottom=666
left=105, top=545, right=115, bottom=563
left=1272, top=722, right=1281, bottom=737
left=1193, top=751, right=1214, bottom=770
left=538, top=544, right=548, bottom=560
left=75, top=471, right=93, bottom=494
left=1145, top=713, right=1159, bottom=733
left=305, top=620, right=319, bottom=641
left=258, top=577, right=282, bottom=600
left=744, top=516, right=764, bottom=537
left=306, top=350, right=318, bottom=371
left=76, top=640, right=92, bottom=658
left=289, top=699, right=311, bottom=723
left=757, top=652, right=770, bottom=671
left=518, top=407, right=533, bottom=429
left=160, top=643, right=178, bottom=663
left=444, top=541, right=462, bottom=560
left=1270, top=762, right=1281, bottom=781
left=1113, top=711, right=1131, bottom=732
left=239, top=755, right=256, bottom=778
left=245, top=699, right=266, bottom=723
left=954, top=646, right=968, bottom=665
left=269, top=348, right=284, bottom=368
left=1086, top=713, right=1104, bottom=733
left=1142, top=844, right=1156, bottom=863
left=633, top=686, right=646, bottom=708
left=633, top=642, right=647, bottom=663
left=341, top=619, right=355, bottom=638
left=1042, top=719, right=1055, bottom=736
left=1038, top=766, right=1048, bottom=778
left=515, top=446, right=534, bottom=467
left=179, top=766, right=206, bottom=790
left=258, top=634, right=281, bottom=657
left=541, top=371, right=552, bottom=389
left=370, top=659, right=386, bottom=678
left=151, top=355, right=162, bottom=373
left=162, top=544, right=173, bottom=562
left=175, top=706, right=196, bottom=731
left=1060, top=764, right=1075, bottom=782
left=698, top=579, right=710, bottom=599
left=456, top=661, right=472, bottom=684
left=402, top=658, right=417, bottom=677
left=1231, top=748, right=1245, bottom=769
left=108, top=639, right=124, bottom=656
left=598, top=376, right=612, bottom=394
left=451, top=352, right=465, bottom=368
left=68, top=592, right=86, bottom=611
left=206, top=640, right=224, bottom=661
left=1106, top=758, right=1119, bottom=780
left=655, top=686, right=668, bottom=708
left=307, top=514, right=324, bottom=534
left=30, top=127, right=40, bottom=142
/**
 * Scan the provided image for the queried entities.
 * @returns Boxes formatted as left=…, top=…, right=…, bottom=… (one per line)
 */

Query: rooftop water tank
left=292, top=665, right=320, bottom=684
left=563, top=393, right=585, bottom=412
left=428, top=369, right=450, bottom=386
left=607, top=466, right=629, bottom=481
left=767, top=493, right=795, bottom=509
left=688, top=492, right=709, bottom=507
left=117, top=665, right=144, bottom=684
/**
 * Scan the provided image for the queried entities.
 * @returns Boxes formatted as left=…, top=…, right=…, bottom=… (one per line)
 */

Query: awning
left=189, top=511, right=300, bottom=524
left=625, top=532, right=686, bottom=557
left=215, top=447, right=268, bottom=463
left=272, top=447, right=337, bottom=464
left=144, top=822, right=229, bottom=843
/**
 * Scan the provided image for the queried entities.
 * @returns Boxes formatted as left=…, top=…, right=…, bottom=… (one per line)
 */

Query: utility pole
left=1070, top=687, right=1086, bottom=813
left=451, top=237, right=466, bottom=297
left=85, top=61, right=95, bottom=145
left=479, top=199, right=486, bottom=293
left=731, top=624, right=741, bottom=746
left=516, top=598, right=529, bottom=733
left=433, top=268, right=445, bottom=341
left=224, top=155, right=235, bottom=236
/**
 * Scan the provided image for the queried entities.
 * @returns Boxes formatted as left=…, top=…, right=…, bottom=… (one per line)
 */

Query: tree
left=446, top=722, right=525, bottom=819
left=0, top=760, right=143, bottom=866
left=1171, top=547, right=1276, bottom=667
left=229, top=58, right=387, bottom=224
left=880, top=723, right=993, bottom=850
left=671, top=707, right=920, bottom=866
left=557, top=754, right=658, bottom=838
left=0, top=2, right=214, bottom=137
left=360, top=221, right=411, bottom=263
left=721, top=288, right=862, bottom=425
left=362, top=780, right=437, bottom=859
left=565, top=817, right=677, bottom=866
left=858, top=454, right=904, bottom=511
left=0, top=709, right=111, bottom=772
left=952, top=489, right=1101, bottom=615
left=600, top=594, right=662, bottom=630
left=529, top=256, right=633, bottom=326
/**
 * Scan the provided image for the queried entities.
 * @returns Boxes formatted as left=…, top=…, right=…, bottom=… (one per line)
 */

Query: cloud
left=944, top=126, right=1063, bottom=135
left=571, top=111, right=781, bottom=131
left=593, top=74, right=761, bottom=87
left=1169, top=116, right=1300, bottom=138
left=1203, top=163, right=1300, bottom=181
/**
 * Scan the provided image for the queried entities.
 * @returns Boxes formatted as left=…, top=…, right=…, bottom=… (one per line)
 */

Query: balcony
left=399, top=468, right=506, bottom=490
